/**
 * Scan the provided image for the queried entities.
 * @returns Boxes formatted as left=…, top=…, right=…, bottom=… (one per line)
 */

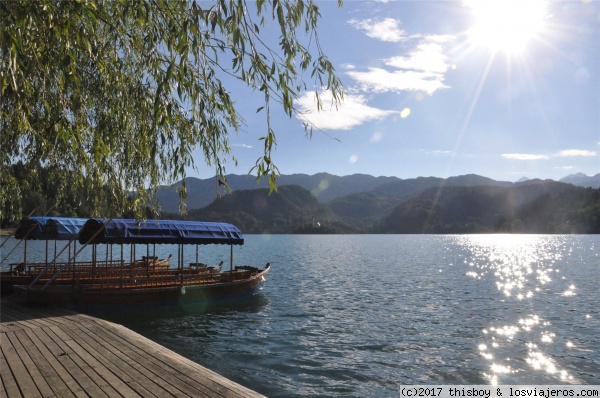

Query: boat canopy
left=79, top=219, right=244, bottom=245
left=14, top=217, right=88, bottom=240
left=40, top=218, right=88, bottom=240
left=14, top=217, right=46, bottom=240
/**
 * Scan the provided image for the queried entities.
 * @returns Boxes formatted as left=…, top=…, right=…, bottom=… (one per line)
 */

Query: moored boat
left=14, top=218, right=270, bottom=306
left=1, top=217, right=89, bottom=296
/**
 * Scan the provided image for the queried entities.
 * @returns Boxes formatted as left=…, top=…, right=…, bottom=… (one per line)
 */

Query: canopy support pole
left=180, top=244, right=184, bottom=285
left=72, top=240, right=76, bottom=281
left=120, top=244, right=124, bottom=289
left=230, top=245, right=233, bottom=272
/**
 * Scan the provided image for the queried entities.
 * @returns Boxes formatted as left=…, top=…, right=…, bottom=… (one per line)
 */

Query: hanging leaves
left=0, top=0, right=344, bottom=221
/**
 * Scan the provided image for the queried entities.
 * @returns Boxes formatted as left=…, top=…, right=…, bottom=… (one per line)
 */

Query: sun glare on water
left=466, top=0, right=549, bottom=54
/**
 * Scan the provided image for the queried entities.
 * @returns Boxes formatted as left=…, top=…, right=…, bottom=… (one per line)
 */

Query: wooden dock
left=0, top=297, right=266, bottom=397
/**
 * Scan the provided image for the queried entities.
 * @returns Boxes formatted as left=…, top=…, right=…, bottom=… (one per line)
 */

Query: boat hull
left=14, top=265, right=269, bottom=306
left=1, top=273, right=34, bottom=297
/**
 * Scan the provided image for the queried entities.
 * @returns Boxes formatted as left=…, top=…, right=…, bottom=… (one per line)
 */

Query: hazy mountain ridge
left=371, top=181, right=600, bottom=234
left=180, top=185, right=346, bottom=234
left=156, top=173, right=518, bottom=212
left=559, top=173, right=600, bottom=189
left=163, top=178, right=600, bottom=234
left=155, top=173, right=401, bottom=213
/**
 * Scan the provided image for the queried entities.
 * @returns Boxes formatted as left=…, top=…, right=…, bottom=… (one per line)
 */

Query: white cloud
left=234, top=144, right=253, bottom=149
left=296, top=91, right=399, bottom=131
left=343, top=34, right=453, bottom=95
left=385, top=39, right=454, bottom=74
left=556, top=149, right=597, bottom=157
left=502, top=149, right=597, bottom=161
left=349, top=18, right=406, bottom=42
left=347, top=67, right=448, bottom=95
left=502, top=153, right=550, bottom=160
left=430, top=150, right=453, bottom=155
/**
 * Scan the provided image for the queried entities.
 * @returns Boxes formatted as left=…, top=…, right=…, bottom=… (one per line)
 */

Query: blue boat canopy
left=79, top=219, right=244, bottom=245
left=40, top=218, right=88, bottom=240
left=14, top=217, right=46, bottom=240
left=14, top=217, right=87, bottom=240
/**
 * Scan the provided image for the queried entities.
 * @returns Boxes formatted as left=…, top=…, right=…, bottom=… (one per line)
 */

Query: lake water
left=2, top=234, right=599, bottom=397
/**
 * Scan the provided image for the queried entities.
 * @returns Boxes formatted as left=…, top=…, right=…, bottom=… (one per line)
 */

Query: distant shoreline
left=0, top=229, right=15, bottom=236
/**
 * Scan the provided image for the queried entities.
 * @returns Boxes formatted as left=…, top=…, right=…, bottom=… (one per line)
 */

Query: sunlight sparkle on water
left=457, top=235, right=582, bottom=385
left=491, top=363, right=513, bottom=374
left=541, top=331, right=555, bottom=343
left=459, top=235, right=563, bottom=298
left=526, top=350, right=573, bottom=381
left=562, top=284, right=576, bottom=297
left=492, top=325, right=519, bottom=339
left=518, top=315, right=540, bottom=331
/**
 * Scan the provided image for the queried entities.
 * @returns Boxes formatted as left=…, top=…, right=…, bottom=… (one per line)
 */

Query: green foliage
left=182, top=185, right=342, bottom=233
left=328, top=191, right=399, bottom=221
left=0, top=0, right=343, bottom=222
left=371, top=183, right=600, bottom=234
left=1, top=162, right=138, bottom=226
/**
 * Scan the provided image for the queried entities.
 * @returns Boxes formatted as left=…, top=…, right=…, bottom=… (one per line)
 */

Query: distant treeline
left=1, top=162, right=142, bottom=226
left=371, top=183, right=600, bottom=234
left=168, top=183, right=600, bottom=234
left=5, top=164, right=600, bottom=234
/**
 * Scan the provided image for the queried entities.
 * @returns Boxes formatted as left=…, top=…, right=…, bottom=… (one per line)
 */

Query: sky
left=190, top=0, right=600, bottom=183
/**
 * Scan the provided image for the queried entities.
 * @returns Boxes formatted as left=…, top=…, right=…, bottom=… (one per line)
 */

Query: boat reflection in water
left=13, top=218, right=270, bottom=307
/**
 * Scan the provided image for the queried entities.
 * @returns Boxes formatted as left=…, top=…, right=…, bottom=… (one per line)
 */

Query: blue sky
left=191, top=0, right=599, bottom=183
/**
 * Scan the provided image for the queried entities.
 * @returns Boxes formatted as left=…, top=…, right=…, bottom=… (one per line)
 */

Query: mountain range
left=158, top=172, right=600, bottom=234
left=156, top=172, right=599, bottom=212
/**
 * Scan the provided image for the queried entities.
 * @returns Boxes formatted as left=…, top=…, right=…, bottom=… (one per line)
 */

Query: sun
left=466, top=0, right=549, bottom=54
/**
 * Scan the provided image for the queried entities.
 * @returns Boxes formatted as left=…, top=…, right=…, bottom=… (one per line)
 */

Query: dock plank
left=89, top=323, right=226, bottom=397
left=26, top=329, right=85, bottom=396
left=19, top=328, right=77, bottom=398
left=5, top=331, right=55, bottom=398
left=54, top=323, right=157, bottom=398
left=29, top=326, right=93, bottom=397
left=1, top=332, right=42, bottom=398
left=111, top=325, right=263, bottom=398
left=0, top=345, right=22, bottom=398
left=62, top=322, right=172, bottom=398
left=1, top=298, right=267, bottom=398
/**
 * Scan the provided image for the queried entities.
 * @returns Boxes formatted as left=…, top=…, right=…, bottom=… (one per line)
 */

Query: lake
left=2, top=234, right=599, bottom=397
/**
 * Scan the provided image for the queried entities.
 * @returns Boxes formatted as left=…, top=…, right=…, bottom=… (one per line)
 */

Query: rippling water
left=2, top=235, right=599, bottom=397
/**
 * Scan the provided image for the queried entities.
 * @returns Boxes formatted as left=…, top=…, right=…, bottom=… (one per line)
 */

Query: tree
left=0, top=0, right=343, bottom=221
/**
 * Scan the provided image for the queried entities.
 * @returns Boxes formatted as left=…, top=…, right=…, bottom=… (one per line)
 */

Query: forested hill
left=178, top=185, right=345, bottom=234
left=170, top=181, right=600, bottom=234
left=155, top=172, right=600, bottom=213
left=371, top=181, right=600, bottom=234
left=5, top=164, right=600, bottom=234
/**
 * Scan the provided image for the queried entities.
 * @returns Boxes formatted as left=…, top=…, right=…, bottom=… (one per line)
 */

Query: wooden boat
left=2, top=217, right=174, bottom=295
left=14, top=218, right=270, bottom=305
left=1, top=217, right=89, bottom=296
